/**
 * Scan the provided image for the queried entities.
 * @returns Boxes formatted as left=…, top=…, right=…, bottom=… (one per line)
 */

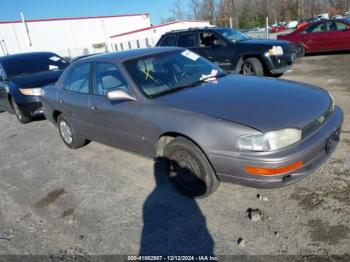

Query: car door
left=300, top=21, right=330, bottom=52
left=191, top=31, right=233, bottom=71
left=88, top=62, right=144, bottom=154
left=328, top=21, right=350, bottom=50
left=0, top=64, right=11, bottom=111
left=57, top=62, right=94, bottom=139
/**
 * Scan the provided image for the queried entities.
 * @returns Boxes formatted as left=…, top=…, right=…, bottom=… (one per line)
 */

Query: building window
left=120, top=43, right=124, bottom=51
left=128, top=41, right=132, bottom=50
left=136, top=40, right=140, bottom=48
left=145, top=38, right=150, bottom=47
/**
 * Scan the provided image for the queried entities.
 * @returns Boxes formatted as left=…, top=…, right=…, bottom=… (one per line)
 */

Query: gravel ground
left=0, top=53, right=349, bottom=258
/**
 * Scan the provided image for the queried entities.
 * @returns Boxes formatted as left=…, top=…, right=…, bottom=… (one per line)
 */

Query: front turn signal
left=244, top=160, right=303, bottom=176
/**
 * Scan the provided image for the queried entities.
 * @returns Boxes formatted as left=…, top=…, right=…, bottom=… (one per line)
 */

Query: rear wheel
left=241, top=58, right=264, bottom=76
left=163, top=137, right=219, bottom=198
left=294, top=43, right=305, bottom=58
left=57, top=115, right=87, bottom=149
left=11, top=98, right=31, bottom=124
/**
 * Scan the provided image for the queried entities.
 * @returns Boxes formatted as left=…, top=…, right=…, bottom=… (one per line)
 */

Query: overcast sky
left=0, top=0, right=177, bottom=25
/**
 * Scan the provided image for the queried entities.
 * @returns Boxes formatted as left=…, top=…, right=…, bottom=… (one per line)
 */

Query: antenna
left=20, top=11, right=32, bottom=46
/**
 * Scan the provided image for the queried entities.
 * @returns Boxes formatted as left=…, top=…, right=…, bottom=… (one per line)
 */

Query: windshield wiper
left=150, top=73, right=227, bottom=98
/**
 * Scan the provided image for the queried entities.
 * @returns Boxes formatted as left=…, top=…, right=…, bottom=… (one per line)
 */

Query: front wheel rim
left=168, top=150, right=205, bottom=192
left=59, top=120, right=73, bottom=144
left=242, top=63, right=254, bottom=75
left=295, top=46, right=303, bottom=56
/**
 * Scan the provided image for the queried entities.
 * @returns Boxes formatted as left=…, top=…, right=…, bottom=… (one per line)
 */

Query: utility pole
left=231, top=0, right=238, bottom=28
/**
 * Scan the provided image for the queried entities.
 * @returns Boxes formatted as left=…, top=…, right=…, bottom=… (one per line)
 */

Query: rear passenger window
left=177, top=33, right=196, bottom=47
left=158, top=35, right=176, bottom=46
left=64, top=63, right=91, bottom=94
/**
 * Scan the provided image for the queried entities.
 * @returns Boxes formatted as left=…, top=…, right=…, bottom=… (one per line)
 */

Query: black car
left=156, top=27, right=297, bottom=77
left=0, top=52, right=69, bottom=123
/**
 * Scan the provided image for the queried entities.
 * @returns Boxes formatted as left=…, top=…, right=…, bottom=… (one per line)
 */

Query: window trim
left=176, top=32, right=197, bottom=48
left=159, top=35, right=176, bottom=46
left=91, top=61, right=129, bottom=97
left=62, top=62, right=92, bottom=95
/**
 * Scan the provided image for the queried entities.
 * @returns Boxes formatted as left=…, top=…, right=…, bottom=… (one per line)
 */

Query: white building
left=109, top=20, right=212, bottom=51
left=0, top=13, right=151, bottom=57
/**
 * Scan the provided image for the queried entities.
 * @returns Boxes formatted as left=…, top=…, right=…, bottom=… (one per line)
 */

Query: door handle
left=59, top=99, right=64, bottom=104
left=90, top=106, right=98, bottom=111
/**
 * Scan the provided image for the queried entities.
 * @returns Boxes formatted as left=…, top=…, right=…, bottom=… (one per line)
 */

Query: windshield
left=215, top=28, right=250, bottom=43
left=124, top=50, right=226, bottom=98
left=2, top=53, right=68, bottom=77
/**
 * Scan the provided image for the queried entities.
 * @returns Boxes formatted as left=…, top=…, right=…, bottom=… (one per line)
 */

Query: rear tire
left=11, top=98, right=31, bottom=124
left=163, top=137, right=219, bottom=198
left=57, top=115, right=87, bottom=149
left=241, top=57, right=264, bottom=76
left=294, top=43, right=305, bottom=58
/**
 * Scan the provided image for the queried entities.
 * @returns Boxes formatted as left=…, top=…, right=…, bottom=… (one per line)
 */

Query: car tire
left=11, top=98, right=31, bottom=124
left=163, top=137, right=219, bottom=198
left=57, top=115, right=87, bottom=149
left=241, top=58, right=264, bottom=76
left=271, top=73, right=284, bottom=78
left=294, top=44, right=305, bottom=58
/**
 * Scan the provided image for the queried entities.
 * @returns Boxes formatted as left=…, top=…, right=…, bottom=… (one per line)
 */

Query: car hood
left=10, top=70, right=64, bottom=88
left=155, top=75, right=331, bottom=132
left=242, top=38, right=289, bottom=47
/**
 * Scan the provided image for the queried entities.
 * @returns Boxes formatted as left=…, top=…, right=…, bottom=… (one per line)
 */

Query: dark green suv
left=156, top=27, right=297, bottom=77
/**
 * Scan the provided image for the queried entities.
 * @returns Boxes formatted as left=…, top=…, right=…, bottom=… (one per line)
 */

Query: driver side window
left=93, top=62, right=128, bottom=96
left=304, top=22, right=330, bottom=33
left=199, top=32, right=221, bottom=47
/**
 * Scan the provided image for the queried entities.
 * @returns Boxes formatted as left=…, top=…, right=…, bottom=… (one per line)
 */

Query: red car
left=277, top=19, right=350, bottom=57
left=270, top=24, right=286, bottom=33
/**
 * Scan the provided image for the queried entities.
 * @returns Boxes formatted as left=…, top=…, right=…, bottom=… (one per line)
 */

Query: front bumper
left=19, top=101, right=44, bottom=118
left=209, top=106, right=343, bottom=188
left=265, top=52, right=297, bottom=75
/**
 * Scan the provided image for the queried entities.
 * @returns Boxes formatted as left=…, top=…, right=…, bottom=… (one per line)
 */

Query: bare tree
left=189, top=0, right=201, bottom=19
left=171, top=0, right=186, bottom=20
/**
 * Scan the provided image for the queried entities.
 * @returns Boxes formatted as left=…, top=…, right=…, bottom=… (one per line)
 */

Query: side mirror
left=107, top=88, right=136, bottom=102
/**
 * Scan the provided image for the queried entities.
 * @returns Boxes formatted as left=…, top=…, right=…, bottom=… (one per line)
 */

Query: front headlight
left=268, top=46, right=284, bottom=56
left=237, top=128, right=302, bottom=152
left=19, top=88, right=42, bottom=96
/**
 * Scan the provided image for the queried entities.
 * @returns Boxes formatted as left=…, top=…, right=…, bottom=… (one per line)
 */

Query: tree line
left=166, top=0, right=350, bottom=28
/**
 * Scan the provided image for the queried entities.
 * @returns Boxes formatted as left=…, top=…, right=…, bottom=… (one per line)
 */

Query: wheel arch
left=156, top=132, right=219, bottom=177
left=52, top=110, right=62, bottom=123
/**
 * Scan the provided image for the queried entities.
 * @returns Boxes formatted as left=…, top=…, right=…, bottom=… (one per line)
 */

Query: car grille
left=282, top=45, right=294, bottom=55
left=302, top=105, right=334, bottom=138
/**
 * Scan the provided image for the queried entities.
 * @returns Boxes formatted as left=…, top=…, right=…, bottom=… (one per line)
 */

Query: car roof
left=0, top=52, right=58, bottom=62
left=77, top=47, right=185, bottom=63
left=163, top=27, right=227, bottom=35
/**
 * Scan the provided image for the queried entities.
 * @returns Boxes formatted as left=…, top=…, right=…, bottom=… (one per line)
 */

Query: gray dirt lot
left=0, top=53, right=350, bottom=257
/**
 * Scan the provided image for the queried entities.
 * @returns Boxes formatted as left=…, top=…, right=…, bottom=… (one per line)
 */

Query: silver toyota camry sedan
left=41, top=47, right=343, bottom=198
